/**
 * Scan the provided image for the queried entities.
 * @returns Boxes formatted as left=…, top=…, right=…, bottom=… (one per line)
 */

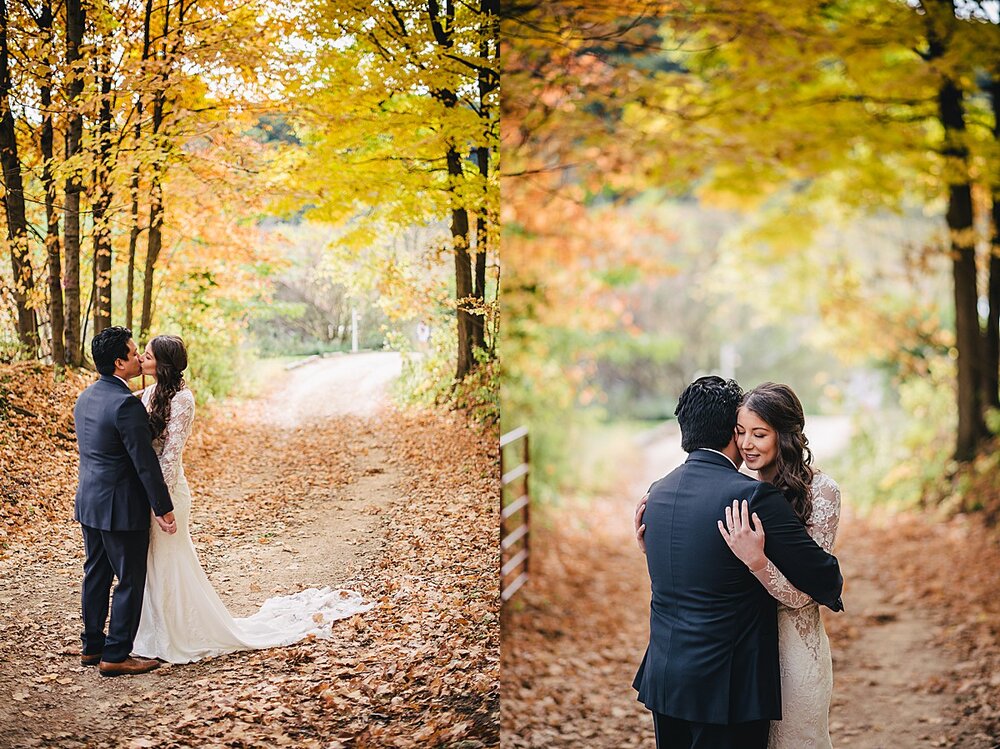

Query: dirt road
left=0, top=352, right=499, bottom=748
left=262, top=352, right=403, bottom=425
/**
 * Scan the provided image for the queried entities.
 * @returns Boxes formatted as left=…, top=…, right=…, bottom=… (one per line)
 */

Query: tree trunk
left=127, top=0, right=154, bottom=332
left=126, top=170, right=140, bottom=331
left=983, top=73, right=1000, bottom=413
left=430, top=0, right=479, bottom=380
left=39, top=0, right=64, bottom=364
left=473, top=0, right=498, bottom=357
left=140, top=164, right=163, bottom=339
left=986, top=197, right=1000, bottom=413
left=0, top=0, right=37, bottom=352
left=92, top=60, right=113, bottom=335
left=63, top=0, right=85, bottom=365
left=140, top=0, right=172, bottom=339
left=473, top=148, right=488, bottom=355
left=938, top=76, right=985, bottom=460
left=448, top=147, right=475, bottom=380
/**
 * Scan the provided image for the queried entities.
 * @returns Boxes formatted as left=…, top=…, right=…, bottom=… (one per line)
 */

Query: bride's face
left=140, top=343, right=158, bottom=377
left=735, top=406, right=778, bottom=474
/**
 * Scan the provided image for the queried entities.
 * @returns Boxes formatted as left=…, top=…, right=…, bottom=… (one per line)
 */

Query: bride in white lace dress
left=131, top=334, right=373, bottom=664
left=722, top=382, right=841, bottom=749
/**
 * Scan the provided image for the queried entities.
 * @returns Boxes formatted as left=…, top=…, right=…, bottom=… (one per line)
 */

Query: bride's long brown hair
left=741, top=382, right=815, bottom=525
left=147, top=335, right=188, bottom=441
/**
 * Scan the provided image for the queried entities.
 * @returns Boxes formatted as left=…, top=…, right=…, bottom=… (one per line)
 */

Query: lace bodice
left=141, top=385, right=195, bottom=494
left=759, top=471, right=841, bottom=608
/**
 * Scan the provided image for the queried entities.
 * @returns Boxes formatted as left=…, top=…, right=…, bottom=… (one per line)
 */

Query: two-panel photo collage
left=1, top=1, right=999, bottom=747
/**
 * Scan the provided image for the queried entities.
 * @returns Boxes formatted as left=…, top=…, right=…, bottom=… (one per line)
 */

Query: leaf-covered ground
left=501, top=459, right=1000, bottom=748
left=0, top=361, right=499, bottom=747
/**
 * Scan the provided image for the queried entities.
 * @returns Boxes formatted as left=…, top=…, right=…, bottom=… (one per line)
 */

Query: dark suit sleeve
left=116, top=396, right=174, bottom=517
left=749, top=482, right=844, bottom=611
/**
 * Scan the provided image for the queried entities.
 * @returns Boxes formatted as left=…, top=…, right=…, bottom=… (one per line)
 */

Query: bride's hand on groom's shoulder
left=634, top=494, right=648, bottom=554
left=718, top=499, right=766, bottom=572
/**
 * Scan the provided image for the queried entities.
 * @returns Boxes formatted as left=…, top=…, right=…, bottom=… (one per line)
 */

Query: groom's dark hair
left=675, top=375, right=743, bottom=452
left=92, top=326, right=133, bottom=376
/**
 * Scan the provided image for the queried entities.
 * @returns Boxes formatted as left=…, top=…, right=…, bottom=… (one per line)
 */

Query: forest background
left=0, top=0, right=499, bottom=417
left=500, top=2, right=1000, bottom=745
left=0, top=4, right=500, bottom=744
left=502, top=0, right=1000, bottom=513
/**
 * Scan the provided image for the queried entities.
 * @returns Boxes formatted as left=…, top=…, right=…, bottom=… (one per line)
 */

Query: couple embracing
left=75, top=326, right=371, bottom=676
left=633, top=376, right=844, bottom=749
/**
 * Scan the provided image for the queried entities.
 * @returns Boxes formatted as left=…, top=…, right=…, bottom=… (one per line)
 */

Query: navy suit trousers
left=653, top=712, right=769, bottom=749
left=80, top=524, right=149, bottom=662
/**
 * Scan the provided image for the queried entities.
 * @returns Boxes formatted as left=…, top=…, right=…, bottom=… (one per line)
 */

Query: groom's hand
left=634, top=494, right=648, bottom=554
left=155, top=511, right=177, bottom=535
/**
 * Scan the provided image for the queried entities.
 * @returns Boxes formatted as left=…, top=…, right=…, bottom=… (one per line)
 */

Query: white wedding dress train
left=133, top=385, right=373, bottom=664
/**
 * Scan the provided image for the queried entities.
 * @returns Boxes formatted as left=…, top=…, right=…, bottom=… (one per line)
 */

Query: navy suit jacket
left=633, top=449, right=843, bottom=725
left=73, top=375, right=173, bottom=531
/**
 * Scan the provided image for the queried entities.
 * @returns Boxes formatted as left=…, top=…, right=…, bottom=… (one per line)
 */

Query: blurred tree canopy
left=502, top=0, right=1000, bottom=474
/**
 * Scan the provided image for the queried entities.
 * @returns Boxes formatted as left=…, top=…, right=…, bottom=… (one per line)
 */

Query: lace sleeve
left=753, top=473, right=842, bottom=608
left=158, top=389, right=195, bottom=493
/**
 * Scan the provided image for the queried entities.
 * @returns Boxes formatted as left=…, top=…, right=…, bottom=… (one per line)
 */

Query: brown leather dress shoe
left=98, top=656, right=161, bottom=677
left=81, top=653, right=102, bottom=667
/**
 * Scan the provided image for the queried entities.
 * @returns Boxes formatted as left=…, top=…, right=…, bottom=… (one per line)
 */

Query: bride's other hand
left=718, top=499, right=766, bottom=572
left=634, top=494, right=648, bottom=553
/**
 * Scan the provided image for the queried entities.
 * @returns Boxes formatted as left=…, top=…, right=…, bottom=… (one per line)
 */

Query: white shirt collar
left=113, top=375, right=130, bottom=388
left=698, top=447, right=738, bottom=470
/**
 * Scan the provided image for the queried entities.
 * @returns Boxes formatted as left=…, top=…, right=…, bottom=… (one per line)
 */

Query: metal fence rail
left=500, top=425, right=530, bottom=603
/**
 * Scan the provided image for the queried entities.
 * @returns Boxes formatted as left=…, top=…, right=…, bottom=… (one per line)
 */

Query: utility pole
left=351, top=308, right=359, bottom=353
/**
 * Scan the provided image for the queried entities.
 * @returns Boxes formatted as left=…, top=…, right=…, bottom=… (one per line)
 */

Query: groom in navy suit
left=633, top=376, right=844, bottom=749
left=74, top=326, right=176, bottom=677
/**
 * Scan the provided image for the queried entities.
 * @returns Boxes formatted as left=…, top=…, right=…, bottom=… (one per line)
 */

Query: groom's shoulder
left=729, top=469, right=758, bottom=486
left=76, top=378, right=104, bottom=406
left=649, top=462, right=686, bottom=492
left=701, top=464, right=761, bottom=499
left=79, top=378, right=136, bottom=410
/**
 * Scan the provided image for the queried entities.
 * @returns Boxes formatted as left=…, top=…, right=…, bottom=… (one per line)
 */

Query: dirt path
left=502, top=417, right=986, bottom=748
left=825, top=508, right=959, bottom=748
left=262, top=352, right=403, bottom=425
left=0, top=352, right=499, bottom=748
left=220, top=351, right=405, bottom=602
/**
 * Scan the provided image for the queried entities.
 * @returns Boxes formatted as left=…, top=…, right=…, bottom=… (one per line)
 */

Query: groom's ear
left=112, top=351, right=130, bottom=373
